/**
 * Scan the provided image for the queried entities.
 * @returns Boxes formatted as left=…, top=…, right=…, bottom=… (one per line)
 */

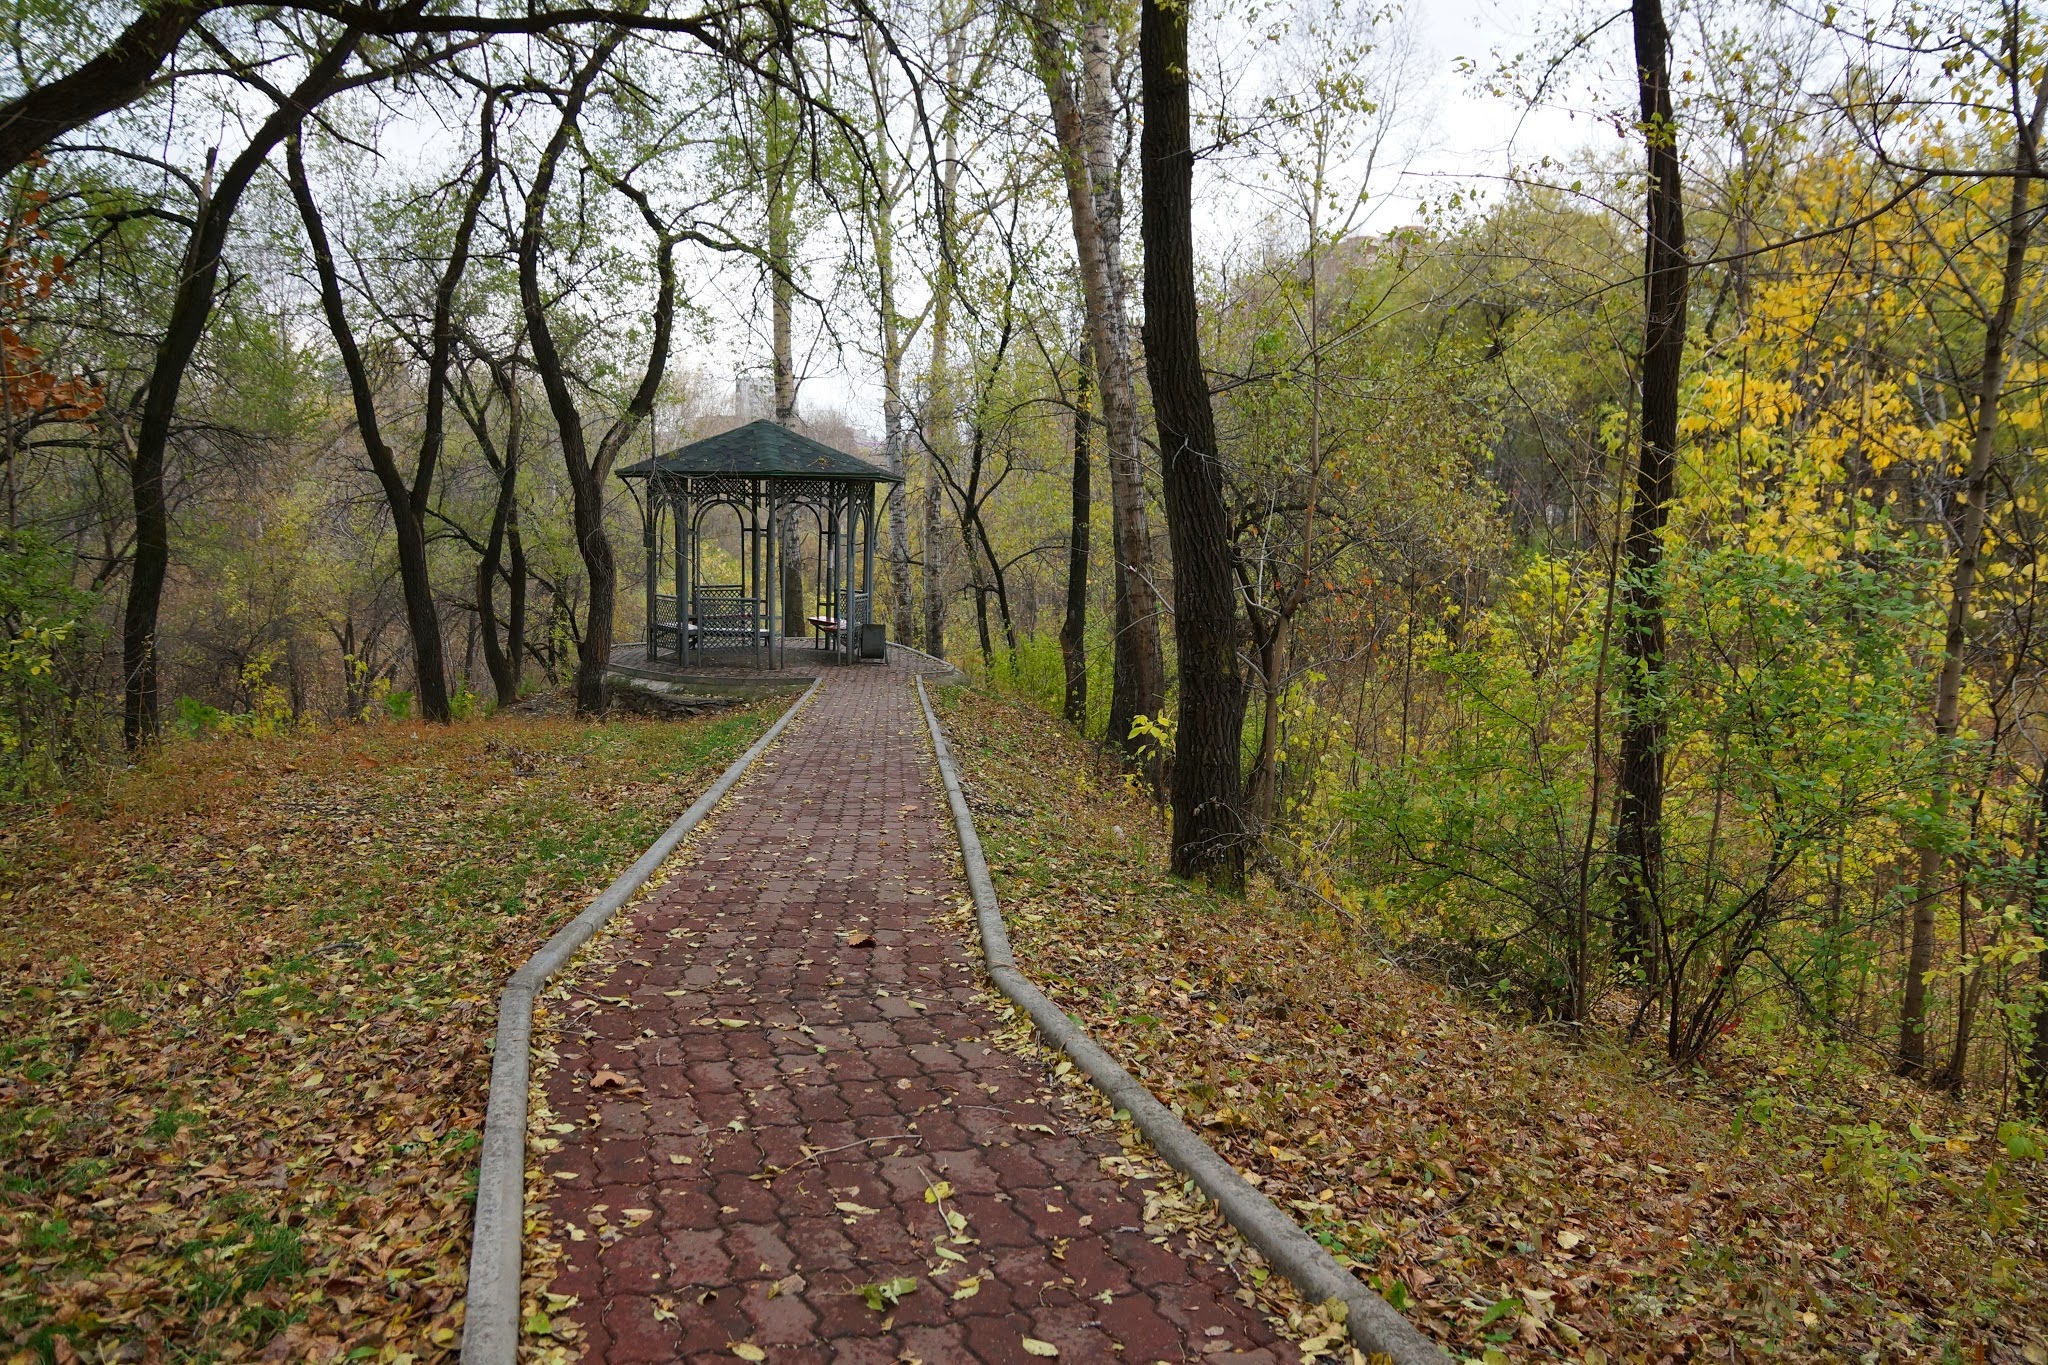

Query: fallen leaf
left=1021, top=1338, right=1059, bottom=1357
left=855, top=1276, right=920, bottom=1311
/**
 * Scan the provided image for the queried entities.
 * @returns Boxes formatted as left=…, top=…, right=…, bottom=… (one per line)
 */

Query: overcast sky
left=728, top=0, right=1616, bottom=439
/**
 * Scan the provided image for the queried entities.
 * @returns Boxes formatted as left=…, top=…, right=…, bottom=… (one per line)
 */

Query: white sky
left=714, top=0, right=1613, bottom=438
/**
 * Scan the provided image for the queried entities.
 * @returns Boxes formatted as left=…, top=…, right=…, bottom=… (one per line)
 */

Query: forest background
left=5, top=0, right=2048, bottom=1158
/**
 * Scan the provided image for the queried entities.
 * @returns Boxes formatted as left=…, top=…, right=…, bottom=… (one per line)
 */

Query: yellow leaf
left=730, top=1345, right=767, bottom=1362
left=1021, top=1338, right=1059, bottom=1357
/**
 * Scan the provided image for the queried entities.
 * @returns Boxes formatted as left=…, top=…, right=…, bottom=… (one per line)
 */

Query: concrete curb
left=460, top=679, right=823, bottom=1364
left=884, top=638, right=968, bottom=682
left=914, top=677, right=1449, bottom=1365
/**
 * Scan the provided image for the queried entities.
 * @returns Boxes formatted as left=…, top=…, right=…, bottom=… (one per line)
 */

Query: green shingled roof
left=618, top=419, right=900, bottom=482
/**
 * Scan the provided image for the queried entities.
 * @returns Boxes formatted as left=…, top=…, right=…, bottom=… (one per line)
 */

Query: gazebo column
left=641, top=488, right=658, bottom=664
left=842, top=490, right=857, bottom=663
left=863, top=489, right=877, bottom=656
left=819, top=499, right=835, bottom=654
left=768, top=485, right=783, bottom=670
left=684, top=480, right=700, bottom=667
left=751, top=479, right=765, bottom=670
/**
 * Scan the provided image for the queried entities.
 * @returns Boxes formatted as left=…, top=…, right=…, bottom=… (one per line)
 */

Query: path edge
left=460, top=678, right=823, bottom=1364
left=885, top=639, right=968, bottom=682
left=914, top=676, right=1449, bottom=1365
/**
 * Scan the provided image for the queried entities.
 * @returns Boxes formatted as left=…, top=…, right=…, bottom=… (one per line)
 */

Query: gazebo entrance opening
left=620, top=420, right=901, bottom=668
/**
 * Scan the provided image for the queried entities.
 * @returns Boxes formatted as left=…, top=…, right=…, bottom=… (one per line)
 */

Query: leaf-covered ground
left=935, top=685, right=2048, bottom=1365
left=1, top=703, right=776, bottom=1364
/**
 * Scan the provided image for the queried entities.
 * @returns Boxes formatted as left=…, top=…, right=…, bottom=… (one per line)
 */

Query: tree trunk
left=1030, top=8, right=1166, bottom=764
left=2024, top=759, right=2048, bottom=1115
left=875, top=196, right=914, bottom=641
left=921, top=456, right=947, bottom=656
left=477, top=364, right=524, bottom=707
left=1245, top=618, right=1285, bottom=826
left=287, top=130, right=466, bottom=723
left=1936, top=873, right=1986, bottom=1094
left=922, top=224, right=957, bottom=660
left=968, top=485, right=1017, bottom=655
left=857, top=30, right=916, bottom=644
left=1900, top=156, right=2040, bottom=1076
left=121, top=30, right=360, bottom=749
left=1140, top=0, right=1246, bottom=889
left=917, top=22, right=974, bottom=662
left=506, top=501, right=528, bottom=696
left=1061, top=340, right=1092, bottom=726
left=0, top=1, right=202, bottom=180
left=768, top=100, right=806, bottom=637
left=518, top=32, right=678, bottom=716
left=1614, top=0, right=1689, bottom=971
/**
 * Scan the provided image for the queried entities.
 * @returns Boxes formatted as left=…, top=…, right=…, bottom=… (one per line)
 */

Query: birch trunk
left=1029, top=7, right=1166, bottom=759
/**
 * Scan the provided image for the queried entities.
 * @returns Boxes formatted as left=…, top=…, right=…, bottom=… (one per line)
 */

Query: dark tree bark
left=1899, top=63, right=2044, bottom=1073
left=121, top=27, right=361, bottom=749
left=931, top=364, right=1022, bottom=669
left=1614, top=0, right=1689, bottom=968
left=1139, top=0, right=1246, bottom=888
left=518, top=32, right=679, bottom=715
left=0, top=1, right=204, bottom=180
left=460, top=354, right=527, bottom=708
left=1061, top=339, right=1092, bottom=726
left=766, top=75, right=807, bottom=636
left=0, top=0, right=816, bottom=186
left=286, top=94, right=499, bottom=723
left=921, top=459, right=946, bottom=656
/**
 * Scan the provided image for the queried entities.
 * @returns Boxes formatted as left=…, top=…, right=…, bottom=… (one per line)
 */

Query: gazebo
left=619, top=419, right=900, bottom=668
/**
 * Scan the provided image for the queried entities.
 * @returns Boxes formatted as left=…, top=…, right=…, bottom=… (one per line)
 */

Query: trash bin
left=859, top=622, right=888, bottom=661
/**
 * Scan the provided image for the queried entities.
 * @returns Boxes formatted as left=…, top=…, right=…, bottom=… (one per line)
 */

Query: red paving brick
left=537, top=657, right=1286, bottom=1364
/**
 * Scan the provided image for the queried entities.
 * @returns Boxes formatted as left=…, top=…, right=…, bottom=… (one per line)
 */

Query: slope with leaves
left=936, top=684, right=2047, bottom=1364
left=0, top=702, right=775, bottom=1363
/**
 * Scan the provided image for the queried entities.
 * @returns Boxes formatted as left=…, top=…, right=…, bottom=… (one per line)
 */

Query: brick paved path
left=536, top=658, right=1286, bottom=1364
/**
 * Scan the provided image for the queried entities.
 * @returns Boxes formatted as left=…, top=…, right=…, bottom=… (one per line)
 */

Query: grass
left=0, top=700, right=777, bottom=1364
left=935, top=683, right=2048, bottom=1365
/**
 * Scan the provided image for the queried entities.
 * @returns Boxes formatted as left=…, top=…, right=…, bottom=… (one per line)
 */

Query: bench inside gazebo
left=619, top=420, right=901, bottom=669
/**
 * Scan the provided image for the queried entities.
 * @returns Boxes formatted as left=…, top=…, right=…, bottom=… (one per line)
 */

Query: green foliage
left=0, top=530, right=101, bottom=795
left=1344, top=538, right=1934, bottom=1053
